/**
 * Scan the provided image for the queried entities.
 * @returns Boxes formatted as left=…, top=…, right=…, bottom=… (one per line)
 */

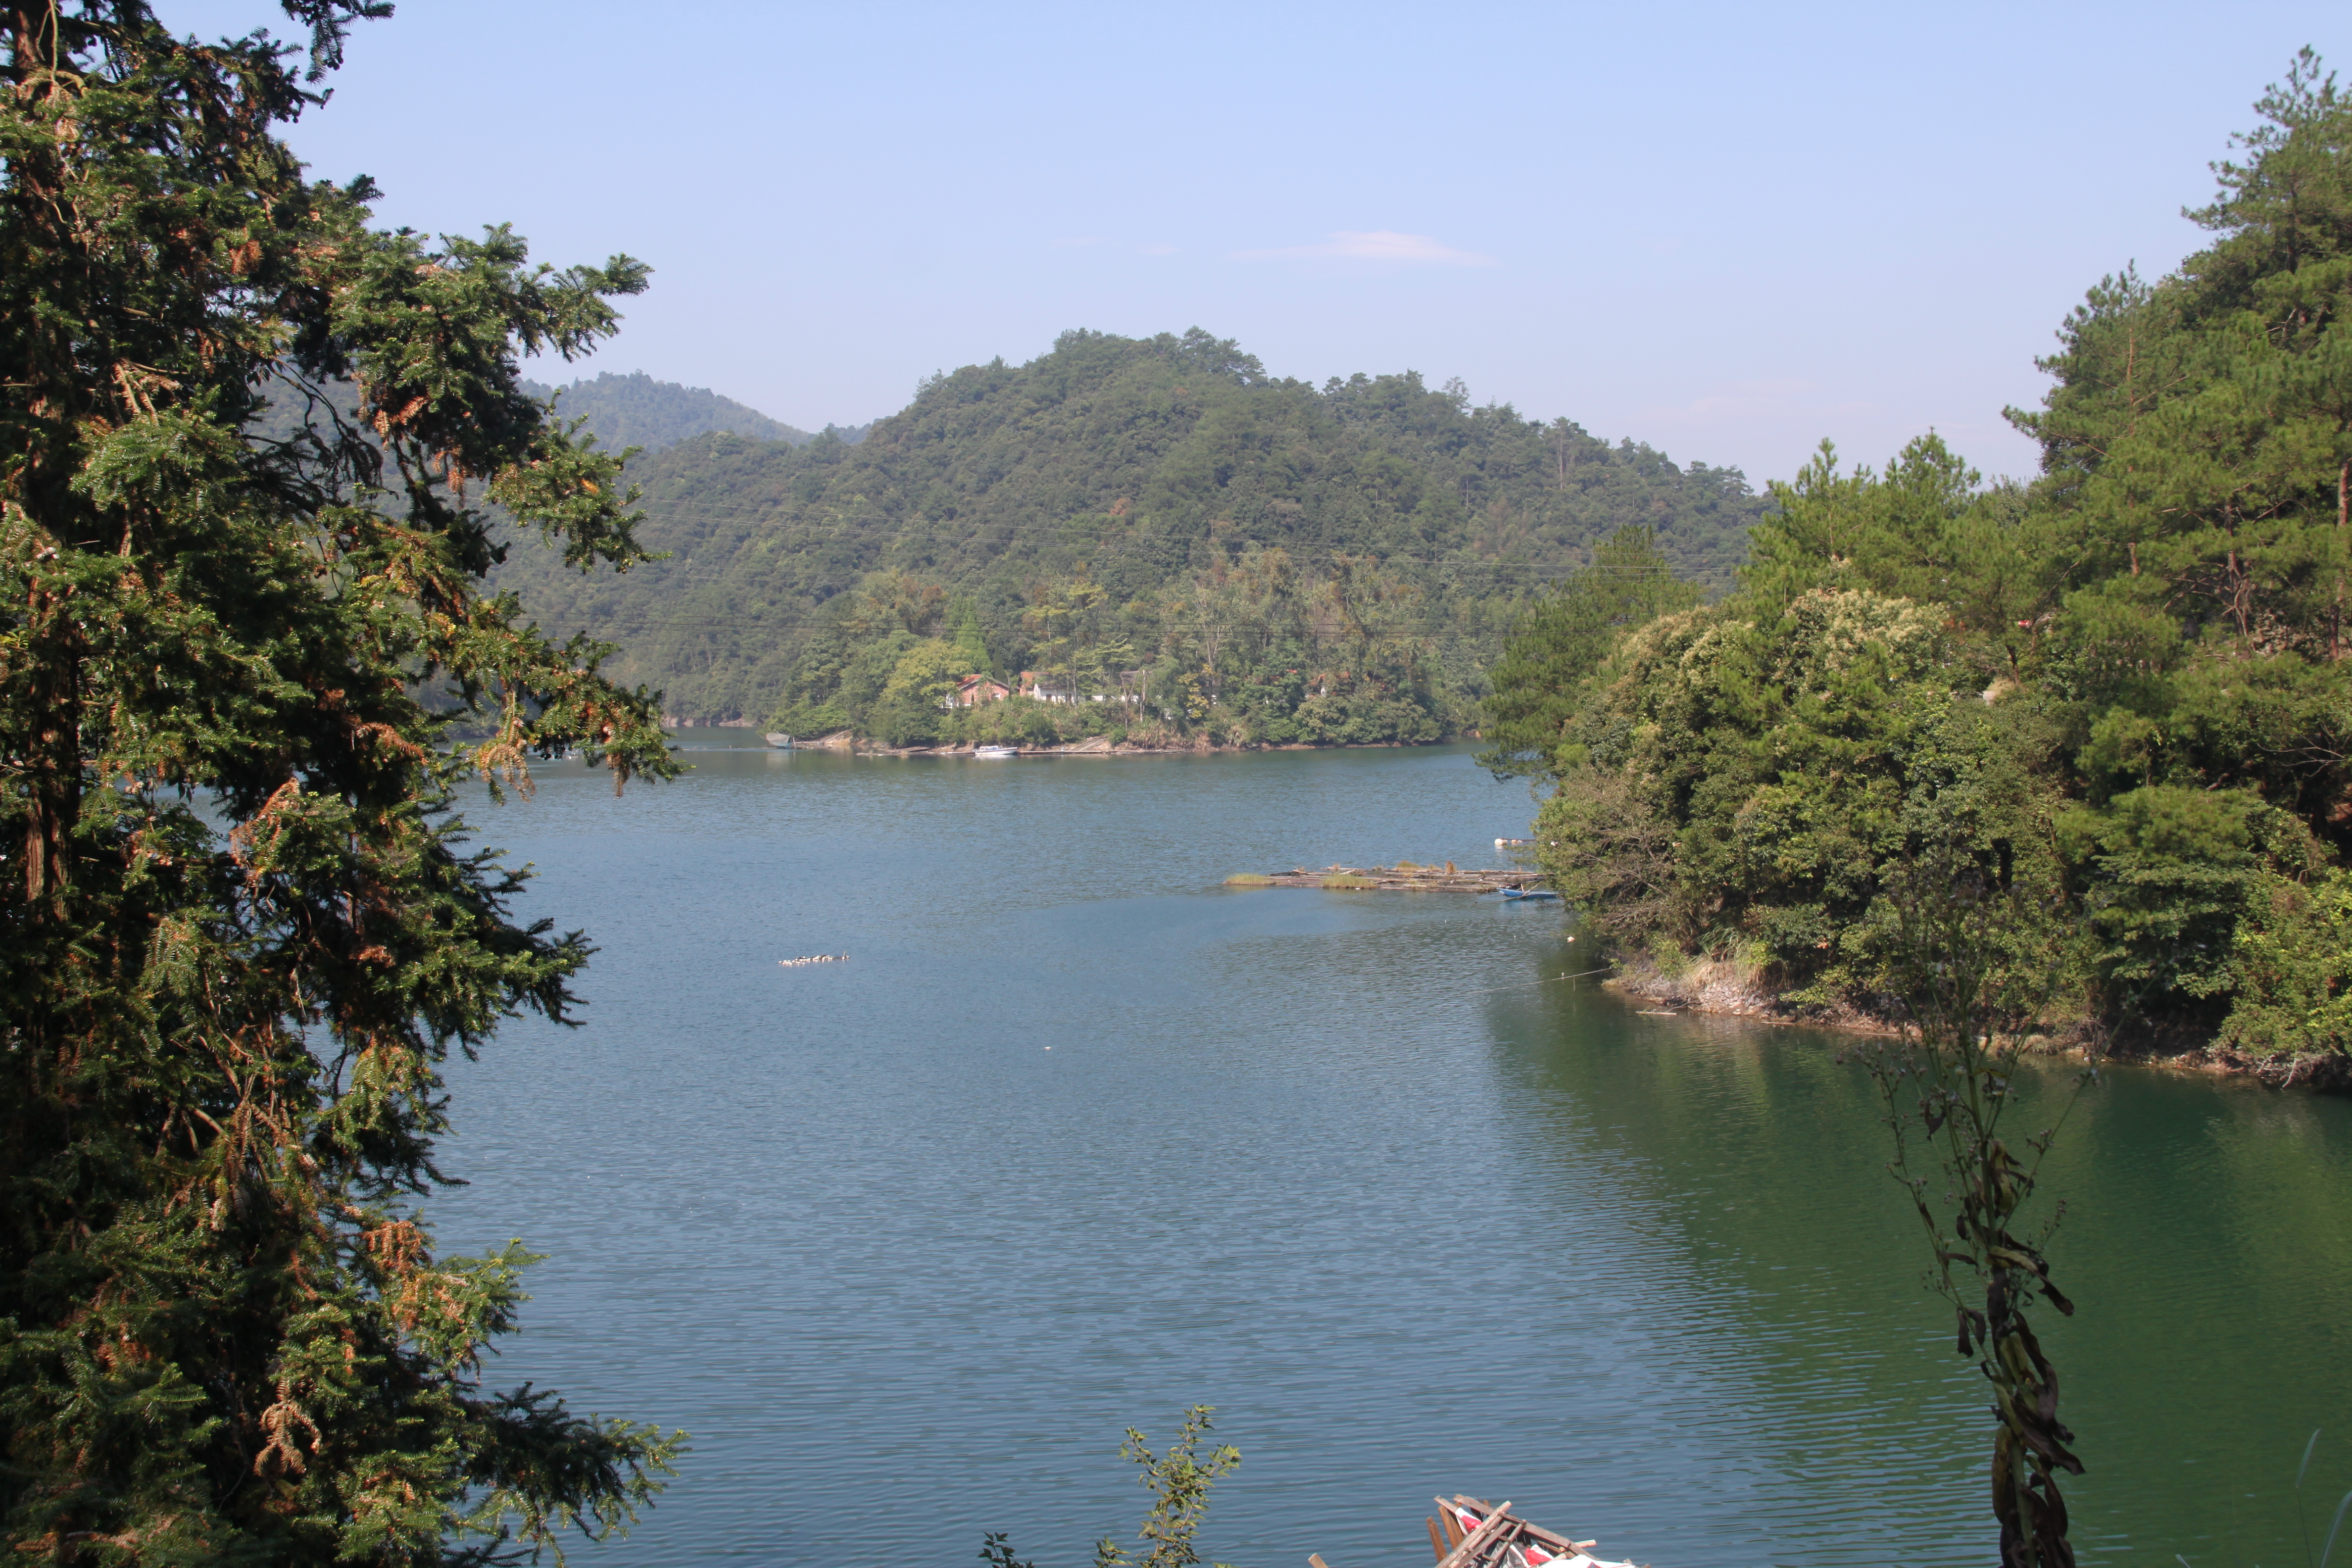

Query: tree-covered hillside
left=518, top=369, right=853, bottom=451
left=496, top=329, right=1767, bottom=736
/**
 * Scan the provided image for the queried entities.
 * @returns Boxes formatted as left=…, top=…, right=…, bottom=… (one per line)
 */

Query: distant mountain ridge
left=494, top=329, right=1771, bottom=730
left=519, top=370, right=867, bottom=453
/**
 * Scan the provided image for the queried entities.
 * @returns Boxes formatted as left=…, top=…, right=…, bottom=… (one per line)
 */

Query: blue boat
left=1501, top=887, right=1561, bottom=902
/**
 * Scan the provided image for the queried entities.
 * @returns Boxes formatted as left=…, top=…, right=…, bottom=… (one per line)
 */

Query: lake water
left=437, top=741, right=2352, bottom=1568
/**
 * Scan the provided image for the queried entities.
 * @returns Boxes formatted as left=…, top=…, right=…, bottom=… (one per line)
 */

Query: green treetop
left=1477, top=524, right=1698, bottom=780
left=1, top=2, right=681, bottom=1562
left=2018, top=51, right=2352, bottom=822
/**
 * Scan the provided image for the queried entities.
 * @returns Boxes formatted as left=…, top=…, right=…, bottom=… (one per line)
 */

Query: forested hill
left=517, top=370, right=866, bottom=451
left=496, top=329, right=1768, bottom=735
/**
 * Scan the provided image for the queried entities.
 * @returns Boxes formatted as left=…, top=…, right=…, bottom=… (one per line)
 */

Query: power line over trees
left=0, top=2, right=682, bottom=1560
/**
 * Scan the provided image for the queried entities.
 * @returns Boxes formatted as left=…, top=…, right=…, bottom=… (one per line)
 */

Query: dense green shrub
left=1529, top=587, right=2063, bottom=995
left=2220, top=869, right=2352, bottom=1056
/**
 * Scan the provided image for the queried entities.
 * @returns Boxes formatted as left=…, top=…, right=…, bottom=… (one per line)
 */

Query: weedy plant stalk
left=1096, top=1406, right=1241, bottom=1568
left=980, top=1407, right=1239, bottom=1568
left=1841, top=852, right=2096, bottom=1568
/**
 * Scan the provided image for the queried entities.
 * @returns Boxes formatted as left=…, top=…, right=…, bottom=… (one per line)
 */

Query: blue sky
left=179, top=0, right=2346, bottom=486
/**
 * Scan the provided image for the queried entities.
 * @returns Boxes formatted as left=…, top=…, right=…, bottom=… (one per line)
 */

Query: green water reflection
left=1489, top=977, right=2352, bottom=1564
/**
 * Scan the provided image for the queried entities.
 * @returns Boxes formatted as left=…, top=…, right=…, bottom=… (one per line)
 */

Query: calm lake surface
left=439, top=741, right=2352, bottom=1568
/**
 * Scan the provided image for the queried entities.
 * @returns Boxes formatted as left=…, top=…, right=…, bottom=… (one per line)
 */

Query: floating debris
left=778, top=954, right=847, bottom=968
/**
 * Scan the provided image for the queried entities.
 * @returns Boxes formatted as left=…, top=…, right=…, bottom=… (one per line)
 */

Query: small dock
left=1225, top=861, right=1544, bottom=893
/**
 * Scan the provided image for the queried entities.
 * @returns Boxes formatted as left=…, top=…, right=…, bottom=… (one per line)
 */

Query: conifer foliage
left=1, top=2, right=680, bottom=1562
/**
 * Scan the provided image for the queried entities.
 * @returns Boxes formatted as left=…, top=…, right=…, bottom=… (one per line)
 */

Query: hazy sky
left=178, top=0, right=2345, bottom=486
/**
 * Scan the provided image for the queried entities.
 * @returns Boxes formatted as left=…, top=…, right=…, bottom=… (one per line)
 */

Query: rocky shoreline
left=1603, top=954, right=2351, bottom=1091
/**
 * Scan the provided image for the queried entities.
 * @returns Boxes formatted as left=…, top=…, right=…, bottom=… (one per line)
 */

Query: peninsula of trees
left=1485, top=52, right=2352, bottom=1070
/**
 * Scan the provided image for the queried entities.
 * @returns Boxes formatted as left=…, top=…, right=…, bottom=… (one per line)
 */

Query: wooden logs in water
left=1223, top=862, right=1543, bottom=894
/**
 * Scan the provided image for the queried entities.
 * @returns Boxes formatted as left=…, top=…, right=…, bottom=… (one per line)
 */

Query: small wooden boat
left=973, top=744, right=1018, bottom=759
left=1424, top=1494, right=1638, bottom=1568
left=764, top=732, right=793, bottom=748
left=1310, top=1492, right=1639, bottom=1568
left=1500, top=887, right=1561, bottom=902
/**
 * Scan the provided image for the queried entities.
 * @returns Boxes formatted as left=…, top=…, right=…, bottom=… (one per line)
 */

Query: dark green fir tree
left=1, top=2, right=683, bottom=1562
left=1476, top=524, right=1698, bottom=780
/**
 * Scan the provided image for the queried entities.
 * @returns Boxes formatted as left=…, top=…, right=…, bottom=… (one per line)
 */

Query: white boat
left=973, top=744, right=1018, bottom=759
left=764, top=733, right=792, bottom=748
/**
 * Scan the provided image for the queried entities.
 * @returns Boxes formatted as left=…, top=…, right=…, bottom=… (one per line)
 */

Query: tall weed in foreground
left=1841, top=852, right=2095, bottom=1568
left=981, top=1407, right=1240, bottom=1568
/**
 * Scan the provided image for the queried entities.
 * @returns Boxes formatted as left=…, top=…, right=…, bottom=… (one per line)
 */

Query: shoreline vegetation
left=766, top=726, right=1458, bottom=757
left=1486, top=55, right=2352, bottom=1094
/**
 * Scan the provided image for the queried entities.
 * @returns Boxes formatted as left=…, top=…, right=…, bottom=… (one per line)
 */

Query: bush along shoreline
left=777, top=718, right=1456, bottom=757
left=1482, top=56, right=2352, bottom=1088
left=757, top=562, right=1462, bottom=751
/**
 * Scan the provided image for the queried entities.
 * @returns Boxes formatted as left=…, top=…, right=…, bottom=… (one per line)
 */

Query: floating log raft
left=1225, top=861, right=1545, bottom=894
